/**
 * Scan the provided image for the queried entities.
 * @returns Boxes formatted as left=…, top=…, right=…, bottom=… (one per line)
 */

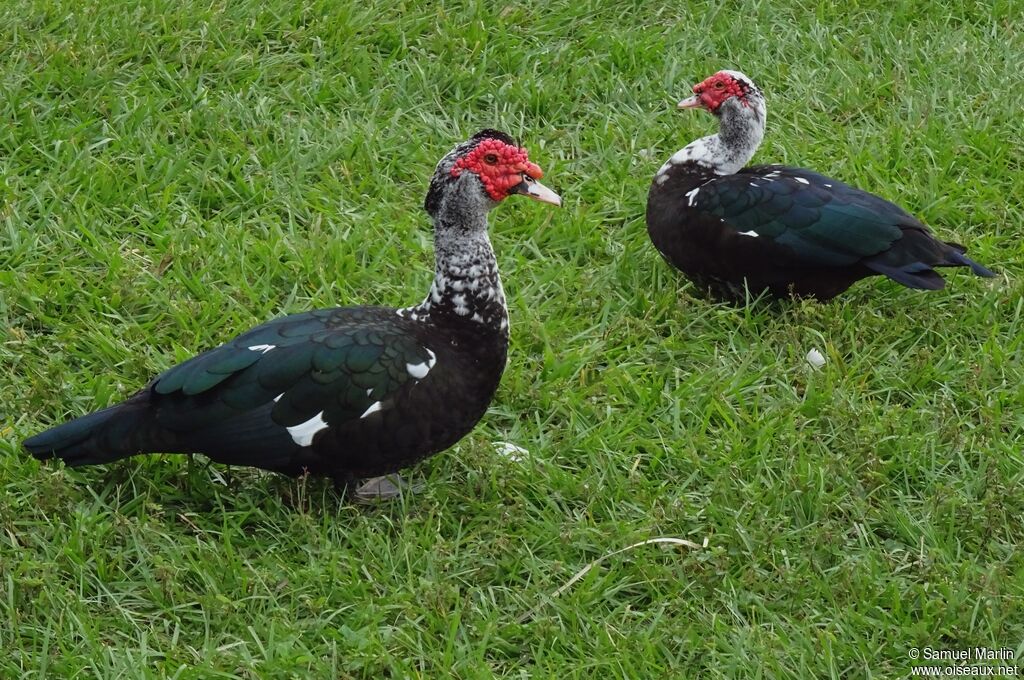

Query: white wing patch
left=406, top=348, right=437, bottom=379
left=794, top=177, right=810, bottom=185
left=286, top=411, right=328, bottom=447
left=248, top=344, right=276, bottom=354
left=360, top=401, right=383, bottom=419
left=685, top=187, right=700, bottom=206
left=737, top=230, right=759, bottom=237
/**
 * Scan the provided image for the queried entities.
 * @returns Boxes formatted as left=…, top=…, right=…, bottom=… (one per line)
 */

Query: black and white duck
left=24, top=129, right=561, bottom=499
left=645, top=69, right=995, bottom=302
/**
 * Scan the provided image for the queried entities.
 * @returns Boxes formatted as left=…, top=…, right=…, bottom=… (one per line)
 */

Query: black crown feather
left=470, top=129, right=517, bottom=146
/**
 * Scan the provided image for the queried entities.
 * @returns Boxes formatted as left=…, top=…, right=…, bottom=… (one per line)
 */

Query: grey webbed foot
left=351, top=475, right=424, bottom=504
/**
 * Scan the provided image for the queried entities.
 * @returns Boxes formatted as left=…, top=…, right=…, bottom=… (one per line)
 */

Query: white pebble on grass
left=494, top=441, right=528, bottom=462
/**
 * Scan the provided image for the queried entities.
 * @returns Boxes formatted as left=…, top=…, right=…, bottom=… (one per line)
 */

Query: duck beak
left=512, top=175, right=562, bottom=206
left=677, top=95, right=704, bottom=110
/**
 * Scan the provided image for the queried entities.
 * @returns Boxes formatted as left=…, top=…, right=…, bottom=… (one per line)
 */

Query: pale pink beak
left=515, top=176, right=562, bottom=206
left=677, top=95, right=704, bottom=110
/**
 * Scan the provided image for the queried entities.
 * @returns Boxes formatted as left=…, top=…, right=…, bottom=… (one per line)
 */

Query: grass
left=1, top=0, right=1022, bottom=676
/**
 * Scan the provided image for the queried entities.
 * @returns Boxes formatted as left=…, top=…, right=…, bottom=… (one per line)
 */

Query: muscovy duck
left=24, top=129, right=561, bottom=496
left=646, top=70, right=995, bottom=301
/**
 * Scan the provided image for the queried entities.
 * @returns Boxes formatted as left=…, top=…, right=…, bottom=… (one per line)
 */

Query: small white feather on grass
left=493, top=441, right=528, bottom=461
left=806, top=348, right=826, bottom=368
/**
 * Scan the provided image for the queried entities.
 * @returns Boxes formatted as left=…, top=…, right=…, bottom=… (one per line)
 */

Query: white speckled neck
left=399, top=219, right=509, bottom=335
left=658, top=89, right=766, bottom=177
left=403, top=140, right=515, bottom=335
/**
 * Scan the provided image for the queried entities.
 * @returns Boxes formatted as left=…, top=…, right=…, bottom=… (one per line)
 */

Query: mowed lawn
left=1, top=0, right=1022, bottom=676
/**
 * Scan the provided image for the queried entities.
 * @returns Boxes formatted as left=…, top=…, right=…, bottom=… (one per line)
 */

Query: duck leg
left=351, top=475, right=424, bottom=504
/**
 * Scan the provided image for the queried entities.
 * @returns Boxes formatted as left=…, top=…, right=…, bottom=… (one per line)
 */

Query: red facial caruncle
left=692, top=72, right=750, bottom=111
left=450, top=138, right=544, bottom=201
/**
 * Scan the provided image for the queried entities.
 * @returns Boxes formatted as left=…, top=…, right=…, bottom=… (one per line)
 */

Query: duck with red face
left=646, top=69, right=994, bottom=302
left=450, top=135, right=557, bottom=204
left=24, top=130, right=560, bottom=500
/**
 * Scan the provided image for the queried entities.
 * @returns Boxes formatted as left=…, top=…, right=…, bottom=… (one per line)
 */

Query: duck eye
left=714, top=81, right=725, bottom=90
left=484, top=153, right=499, bottom=164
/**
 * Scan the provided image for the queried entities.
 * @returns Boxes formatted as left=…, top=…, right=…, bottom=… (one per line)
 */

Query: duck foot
left=351, top=474, right=423, bottom=504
